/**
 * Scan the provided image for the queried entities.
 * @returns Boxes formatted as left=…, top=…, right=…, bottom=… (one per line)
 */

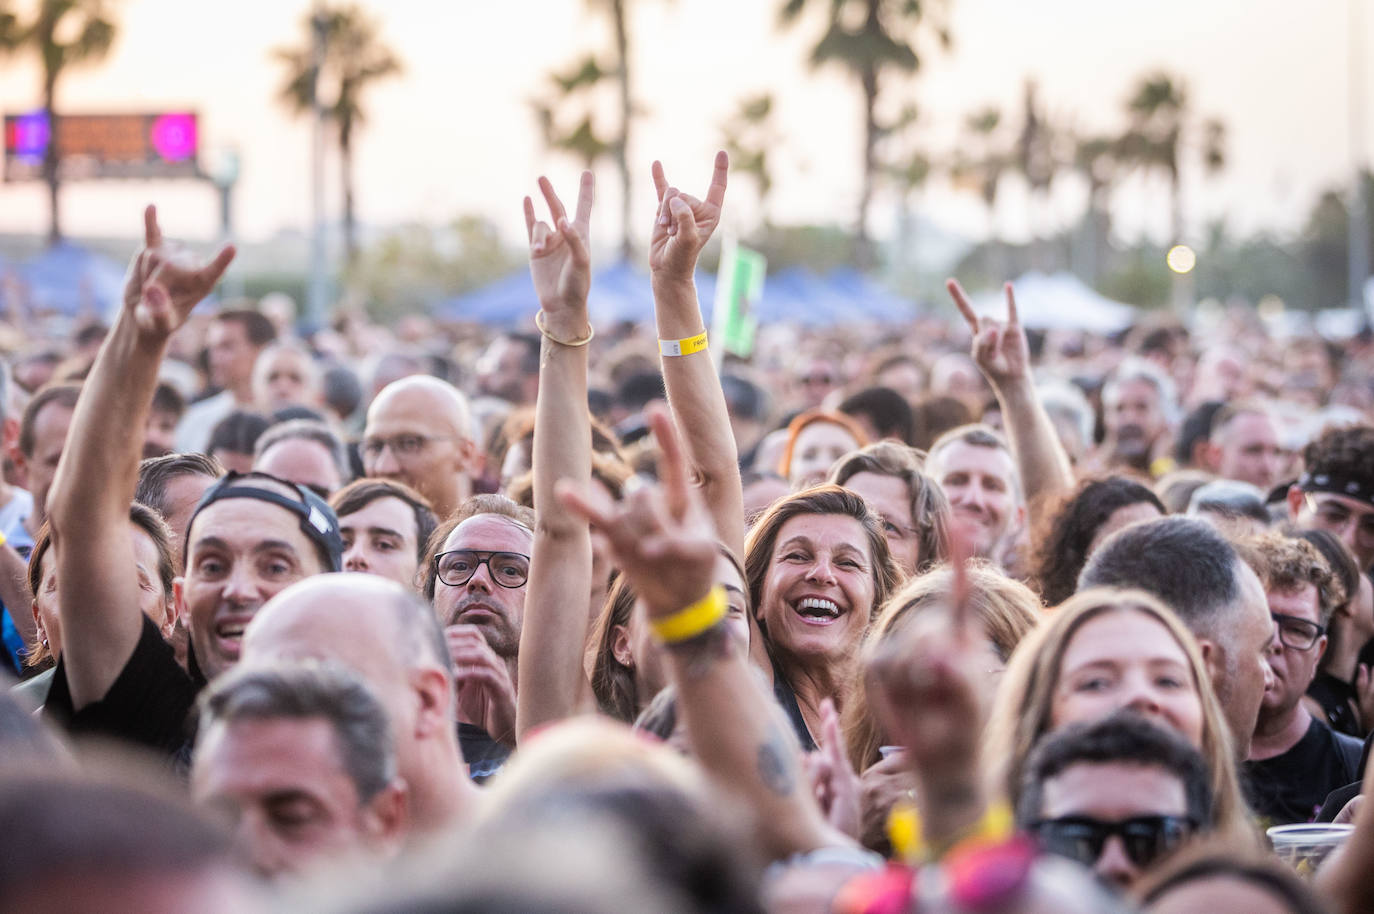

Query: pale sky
left=0, top=0, right=1368, bottom=257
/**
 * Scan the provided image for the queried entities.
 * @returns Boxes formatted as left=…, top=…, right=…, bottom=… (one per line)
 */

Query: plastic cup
left=1267, top=823, right=1354, bottom=877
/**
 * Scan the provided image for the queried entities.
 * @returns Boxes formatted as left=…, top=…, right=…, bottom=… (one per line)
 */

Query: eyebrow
left=342, top=524, right=409, bottom=540
left=191, top=536, right=303, bottom=556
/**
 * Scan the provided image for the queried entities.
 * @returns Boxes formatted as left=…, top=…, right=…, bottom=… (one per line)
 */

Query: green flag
left=711, top=240, right=766, bottom=362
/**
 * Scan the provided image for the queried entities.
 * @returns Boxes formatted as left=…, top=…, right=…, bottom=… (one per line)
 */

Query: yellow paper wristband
left=650, top=585, right=727, bottom=644
left=659, top=331, right=708, bottom=357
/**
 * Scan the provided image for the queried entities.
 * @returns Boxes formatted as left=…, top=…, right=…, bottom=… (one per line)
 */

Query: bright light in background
left=1166, top=244, right=1197, bottom=274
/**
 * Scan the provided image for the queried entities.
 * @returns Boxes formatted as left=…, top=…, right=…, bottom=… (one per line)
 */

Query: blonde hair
left=842, top=561, right=1042, bottom=772
left=984, top=587, right=1251, bottom=839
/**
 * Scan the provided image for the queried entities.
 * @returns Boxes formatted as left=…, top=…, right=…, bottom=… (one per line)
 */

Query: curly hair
left=1032, top=476, right=1165, bottom=606
left=1302, top=424, right=1374, bottom=490
left=1235, top=531, right=1346, bottom=625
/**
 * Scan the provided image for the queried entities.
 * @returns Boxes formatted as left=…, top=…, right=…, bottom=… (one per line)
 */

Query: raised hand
left=447, top=624, right=518, bottom=746
left=648, top=152, right=728, bottom=281
left=864, top=536, right=988, bottom=781
left=805, top=698, right=862, bottom=839
left=122, top=205, right=235, bottom=337
left=525, top=171, right=594, bottom=322
left=947, top=278, right=1029, bottom=388
left=558, top=406, right=718, bottom=618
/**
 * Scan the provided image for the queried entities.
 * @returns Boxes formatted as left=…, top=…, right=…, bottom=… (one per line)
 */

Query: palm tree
left=779, top=0, right=951, bottom=266
left=0, top=0, right=117, bottom=244
left=720, top=93, right=779, bottom=228
left=951, top=106, right=1007, bottom=239
left=1118, top=72, right=1225, bottom=245
left=533, top=0, right=636, bottom=259
left=1072, top=133, right=1123, bottom=281
left=275, top=4, right=402, bottom=262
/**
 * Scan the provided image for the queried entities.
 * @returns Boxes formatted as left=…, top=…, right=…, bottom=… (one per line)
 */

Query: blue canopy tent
left=825, top=267, right=916, bottom=323
left=436, top=260, right=716, bottom=326
left=18, top=242, right=126, bottom=317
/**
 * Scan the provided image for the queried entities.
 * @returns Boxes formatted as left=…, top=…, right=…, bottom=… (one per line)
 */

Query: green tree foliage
left=275, top=3, right=403, bottom=263
left=532, top=0, right=636, bottom=259
left=0, top=0, right=118, bottom=244
left=779, top=0, right=950, bottom=266
left=345, top=215, right=520, bottom=319
left=719, top=93, right=780, bottom=228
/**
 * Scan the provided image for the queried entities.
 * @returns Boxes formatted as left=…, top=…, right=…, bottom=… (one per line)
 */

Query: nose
left=1124, top=679, right=1163, bottom=718
left=369, top=444, right=401, bottom=476
left=237, top=814, right=288, bottom=880
left=343, top=542, right=369, bottom=572
left=804, top=555, right=838, bottom=585
left=466, top=560, right=497, bottom=593
left=221, top=560, right=260, bottom=604
left=1093, top=835, right=1139, bottom=889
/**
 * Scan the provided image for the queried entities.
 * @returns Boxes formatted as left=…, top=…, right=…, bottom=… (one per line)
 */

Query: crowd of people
left=2, top=149, right=1374, bottom=913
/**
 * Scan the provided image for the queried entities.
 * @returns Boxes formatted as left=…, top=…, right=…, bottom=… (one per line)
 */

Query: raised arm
left=647, top=152, right=746, bottom=561
left=947, top=279, right=1074, bottom=527
left=49, top=207, right=233, bottom=708
left=561, top=408, right=841, bottom=860
left=516, top=172, right=596, bottom=741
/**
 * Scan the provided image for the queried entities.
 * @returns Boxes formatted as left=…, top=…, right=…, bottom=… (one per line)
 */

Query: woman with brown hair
left=984, top=588, right=1252, bottom=839
left=827, top=440, right=952, bottom=577
left=744, top=485, right=902, bottom=750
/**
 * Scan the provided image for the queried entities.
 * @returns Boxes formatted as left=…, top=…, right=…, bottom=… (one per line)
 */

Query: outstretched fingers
left=651, top=160, right=668, bottom=202
left=946, top=278, right=979, bottom=333
left=705, top=150, right=729, bottom=210
left=647, top=406, right=690, bottom=521
left=573, top=170, right=595, bottom=233
left=143, top=204, right=163, bottom=250
left=1003, top=282, right=1019, bottom=326
left=523, top=196, right=538, bottom=243
left=537, top=176, right=568, bottom=228
left=197, top=244, right=236, bottom=289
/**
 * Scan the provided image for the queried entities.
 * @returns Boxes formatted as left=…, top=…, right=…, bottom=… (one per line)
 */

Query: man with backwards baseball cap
left=1287, top=425, right=1374, bottom=573
left=42, top=208, right=342, bottom=763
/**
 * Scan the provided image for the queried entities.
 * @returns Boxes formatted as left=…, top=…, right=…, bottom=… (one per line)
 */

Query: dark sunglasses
left=1029, top=815, right=1195, bottom=868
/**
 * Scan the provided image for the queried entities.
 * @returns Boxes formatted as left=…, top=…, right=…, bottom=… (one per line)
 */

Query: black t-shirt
left=1308, top=671, right=1362, bottom=739
left=458, top=722, right=511, bottom=784
left=1244, top=717, right=1364, bottom=826
left=770, top=654, right=818, bottom=753
left=44, top=614, right=201, bottom=766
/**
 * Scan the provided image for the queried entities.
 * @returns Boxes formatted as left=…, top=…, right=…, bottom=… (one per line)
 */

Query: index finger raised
left=704, top=150, right=729, bottom=210
left=144, top=205, right=163, bottom=249
left=945, top=278, right=979, bottom=332
left=537, top=176, right=567, bottom=226
left=646, top=405, right=689, bottom=521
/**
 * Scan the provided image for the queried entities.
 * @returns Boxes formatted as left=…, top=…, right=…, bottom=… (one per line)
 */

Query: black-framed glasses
left=362, top=434, right=455, bottom=460
left=1272, top=612, right=1326, bottom=651
left=433, top=550, right=530, bottom=588
left=1029, top=815, right=1196, bottom=869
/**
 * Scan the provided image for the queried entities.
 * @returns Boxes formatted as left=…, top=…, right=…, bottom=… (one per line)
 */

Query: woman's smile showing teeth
left=793, top=596, right=843, bottom=624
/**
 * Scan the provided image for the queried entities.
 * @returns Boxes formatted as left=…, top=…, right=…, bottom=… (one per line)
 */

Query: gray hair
left=1103, top=357, right=1179, bottom=425
left=253, top=418, right=350, bottom=481
left=1038, top=379, right=1094, bottom=454
left=198, top=662, right=396, bottom=802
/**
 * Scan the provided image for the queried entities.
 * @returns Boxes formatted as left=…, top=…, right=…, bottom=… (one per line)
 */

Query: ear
left=1286, top=485, right=1305, bottom=521
left=458, top=437, right=484, bottom=477
left=31, top=601, right=44, bottom=645
left=1195, top=636, right=1225, bottom=693
left=611, top=623, right=635, bottom=669
left=409, top=665, right=453, bottom=741
left=161, top=592, right=181, bottom=639
left=1315, top=634, right=1329, bottom=665
left=7, top=447, right=26, bottom=489
left=1201, top=442, right=1222, bottom=474
left=172, top=576, right=189, bottom=636
left=361, top=778, right=409, bottom=856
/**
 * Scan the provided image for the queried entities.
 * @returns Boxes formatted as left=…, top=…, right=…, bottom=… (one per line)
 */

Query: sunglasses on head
left=1028, top=815, right=1195, bottom=868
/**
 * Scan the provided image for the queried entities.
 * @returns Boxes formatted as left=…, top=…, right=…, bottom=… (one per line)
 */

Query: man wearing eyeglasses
left=1240, top=531, right=1362, bottom=826
left=1018, top=711, right=1216, bottom=891
left=421, top=494, right=535, bottom=781
left=1288, top=425, right=1374, bottom=573
left=363, top=375, right=480, bottom=520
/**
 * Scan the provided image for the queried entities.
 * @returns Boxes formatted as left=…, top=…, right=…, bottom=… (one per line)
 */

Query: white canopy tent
left=967, top=270, right=1136, bottom=334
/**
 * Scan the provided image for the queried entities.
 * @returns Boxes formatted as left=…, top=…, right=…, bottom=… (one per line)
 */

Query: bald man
left=242, top=574, right=479, bottom=833
left=363, top=377, right=480, bottom=519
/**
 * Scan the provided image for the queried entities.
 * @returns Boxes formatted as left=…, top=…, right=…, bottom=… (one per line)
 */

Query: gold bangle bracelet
left=535, top=310, right=594, bottom=347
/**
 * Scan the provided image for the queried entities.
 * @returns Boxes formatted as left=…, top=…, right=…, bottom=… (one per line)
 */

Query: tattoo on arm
left=757, top=732, right=797, bottom=797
